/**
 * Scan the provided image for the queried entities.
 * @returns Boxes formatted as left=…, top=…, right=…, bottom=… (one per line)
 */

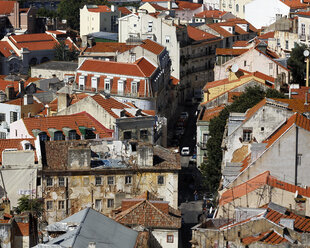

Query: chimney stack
left=57, top=93, right=70, bottom=112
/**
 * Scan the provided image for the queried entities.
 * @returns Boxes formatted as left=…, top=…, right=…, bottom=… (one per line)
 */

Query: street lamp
left=304, top=49, right=310, bottom=87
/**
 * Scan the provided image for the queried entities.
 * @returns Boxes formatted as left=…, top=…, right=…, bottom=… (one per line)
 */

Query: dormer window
left=104, top=78, right=111, bottom=93
left=79, top=75, right=86, bottom=90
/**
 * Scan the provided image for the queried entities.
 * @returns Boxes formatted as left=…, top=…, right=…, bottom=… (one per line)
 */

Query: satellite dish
left=304, top=50, right=310, bottom=57
left=231, top=64, right=239, bottom=73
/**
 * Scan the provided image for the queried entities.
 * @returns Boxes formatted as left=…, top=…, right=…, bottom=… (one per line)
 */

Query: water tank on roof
left=0, top=92, right=6, bottom=102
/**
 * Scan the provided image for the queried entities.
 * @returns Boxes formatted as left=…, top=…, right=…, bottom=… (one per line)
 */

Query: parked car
left=181, top=147, right=190, bottom=156
left=180, top=112, right=189, bottom=120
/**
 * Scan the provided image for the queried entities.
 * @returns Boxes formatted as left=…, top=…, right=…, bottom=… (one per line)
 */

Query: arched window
left=236, top=4, right=239, bottom=12
left=68, top=130, right=77, bottom=140
left=54, top=131, right=64, bottom=141
left=39, top=132, right=48, bottom=141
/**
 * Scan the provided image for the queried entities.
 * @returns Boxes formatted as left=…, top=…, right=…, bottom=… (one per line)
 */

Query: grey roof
left=31, top=61, right=78, bottom=71
left=90, top=32, right=118, bottom=41
left=43, top=208, right=138, bottom=248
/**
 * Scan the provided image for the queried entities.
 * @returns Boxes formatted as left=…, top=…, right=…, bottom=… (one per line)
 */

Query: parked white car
left=181, top=147, right=190, bottom=156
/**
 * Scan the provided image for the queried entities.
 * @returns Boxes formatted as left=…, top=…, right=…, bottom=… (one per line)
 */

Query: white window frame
left=104, top=78, right=111, bottom=93
left=46, top=201, right=53, bottom=210
left=107, top=198, right=114, bottom=208
left=79, top=75, right=86, bottom=90
left=91, top=76, right=99, bottom=90
left=107, top=176, right=115, bottom=185
left=95, top=199, right=102, bottom=211
left=117, top=80, right=125, bottom=95
left=125, top=176, right=132, bottom=184
left=131, top=81, right=138, bottom=94
left=165, top=35, right=170, bottom=43
left=148, top=21, right=153, bottom=32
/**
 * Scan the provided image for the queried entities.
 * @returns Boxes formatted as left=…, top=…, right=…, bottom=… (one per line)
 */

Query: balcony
left=299, top=34, right=306, bottom=41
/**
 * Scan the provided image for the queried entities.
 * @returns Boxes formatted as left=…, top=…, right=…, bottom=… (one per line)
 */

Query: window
left=165, top=35, right=170, bottom=43
left=148, top=21, right=153, bottom=32
left=107, top=176, right=114, bottom=185
left=0, top=132, right=5, bottom=139
left=244, top=60, right=247, bottom=66
left=131, top=82, right=138, bottom=94
left=242, top=129, right=252, bottom=142
left=0, top=113, right=5, bottom=122
left=302, top=23, right=306, bottom=35
left=158, top=175, right=164, bottom=185
left=95, top=199, right=102, bottom=211
left=277, top=39, right=280, bottom=47
left=39, top=132, right=48, bottom=141
left=104, top=79, right=111, bottom=93
left=58, top=200, right=65, bottom=210
left=10, top=111, right=18, bottom=123
left=236, top=4, right=239, bottom=12
left=25, top=143, right=31, bottom=150
left=297, top=154, right=302, bottom=166
left=140, top=129, right=148, bottom=140
left=125, top=176, right=132, bottom=184
left=46, top=201, right=53, bottom=210
left=133, top=23, right=137, bottom=27
left=124, top=131, right=132, bottom=140
left=46, top=177, right=53, bottom=187
left=167, top=235, right=174, bottom=243
left=269, top=63, right=273, bottom=70
left=130, top=53, right=136, bottom=63
left=79, top=75, right=85, bottom=90
left=117, top=80, right=124, bottom=95
left=54, top=131, right=64, bottom=141
left=58, top=177, right=65, bottom=187
left=91, top=77, right=98, bottom=90
left=261, top=127, right=264, bottom=132
left=95, top=176, right=102, bottom=185
left=285, top=40, right=289, bottom=50
left=107, top=199, right=114, bottom=208
left=68, top=130, right=77, bottom=140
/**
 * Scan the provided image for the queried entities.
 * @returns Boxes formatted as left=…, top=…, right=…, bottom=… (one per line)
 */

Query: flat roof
left=31, top=61, right=78, bottom=71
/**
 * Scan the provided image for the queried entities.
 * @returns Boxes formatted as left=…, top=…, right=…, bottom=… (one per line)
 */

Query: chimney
left=57, top=93, right=70, bottom=112
left=24, top=94, right=33, bottom=105
left=87, top=37, right=95, bottom=48
left=111, top=5, right=117, bottom=12
left=167, top=0, right=172, bottom=10
left=5, top=85, right=14, bottom=100
left=19, top=80, right=24, bottom=93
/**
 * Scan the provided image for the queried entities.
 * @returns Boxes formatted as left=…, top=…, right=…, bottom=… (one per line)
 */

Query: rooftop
left=187, top=25, right=219, bottom=41
left=194, top=10, right=227, bottom=18
left=176, top=1, right=202, bottom=10
left=0, top=1, right=16, bottom=15
left=31, top=61, right=78, bottom=71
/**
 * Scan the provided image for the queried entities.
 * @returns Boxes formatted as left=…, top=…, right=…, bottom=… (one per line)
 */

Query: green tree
left=288, top=43, right=308, bottom=85
left=201, top=86, right=286, bottom=194
left=54, top=40, right=79, bottom=61
left=15, top=196, right=44, bottom=217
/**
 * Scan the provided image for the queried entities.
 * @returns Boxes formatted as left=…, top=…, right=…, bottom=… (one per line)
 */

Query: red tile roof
left=118, top=6, right=132, bottom=15
left=0, top=1, right=16, bottom=15
left=115, top=193, right=181, bottom=229
left=216, top=48, right=248, bottom=55
left=0, top=76, right=39, bottom=94
left=9, top=33, right=59, bottom=51
left=82, top=42, right=134, bottom=53
left=290, top=86, right=310, bottom=100
left=0, top=139, right=36, bottom=164
left=0, top=41, right=15, bottom=58
left=258, top=31, right=275, bottom=39
left=87, top=5, right=112, bottom=12
left=171, top=76, right=179, bottom=86
left=272, top=98, right=310, bottom=113
left=140, top=39, right=165, bottom=55
left=199, top=105, right=225, bottom=121
left=242, top=230, right=288, bottom=245
left=187, top=26, right=219, bottom=41
left=22, top=112, right=113, bottom=139
left=149, top=3, right=167, bottom=10
left=194, top=10, right=227, bottom=18
left=78, top=58, right=157, bottom=77
left=16, top=222, right=29, bottom=236
left=176, top=1, right=202, bottom=10
left=232, top=40, right=250, bottom=47
left=281, top=0, right=308, bottom=9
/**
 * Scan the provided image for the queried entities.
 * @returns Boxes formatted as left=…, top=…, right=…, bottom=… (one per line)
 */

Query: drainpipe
left=295, top=126, right=299, bottom=186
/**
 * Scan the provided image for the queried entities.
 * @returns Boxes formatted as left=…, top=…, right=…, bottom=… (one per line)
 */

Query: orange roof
left=232, top=40, right=249, bottom=47
left=187, top=26, right=219, bottom=41
left=0, top=138, right=36, bottom=164
left=216, top=48, right=248, bottom=55
left=0, top=1, right=15, bottom=15
left=228, top=91, right=242, bottom=102
left=296, top=11, right=310, bottom=16
left=272, top=98, right=310, bottom=113
left=281, top=0, right=308, bottom=9
left=87, top=5, right=112, bottom=12
left=0, top=41, right=15, bottom=58
left=22, top=112, right=113, bottom=139
left=9, top=33, right=59, bottom=51
left=0, top=76, right=39, bottom=93
left=140, top=39, right=165, bottom=55
left=118, top=6, right=132, bottom=15
left=16, top=222, right=29, bottom=236
left=149, top=3, right=167, bottom=10
left=290, top=86, right=310, bottom=100
left=199, top=105, right=225, bottom=121
left=194, top=10, right=227, bottom=18
left=82, top=42, right=134, bottom=53
left=170, top=76, right=179, bottom=86
left=78, top=58, right=157, bottom=77
left=258, top=31, right=275, bottom=39
left=242, top=230, right=288, bottom=245
left=176, top=1, right=202, bottom=10
left=244, top=98, right=267, bottom=123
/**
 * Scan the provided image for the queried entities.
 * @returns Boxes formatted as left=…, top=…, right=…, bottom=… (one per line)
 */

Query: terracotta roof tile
left=258, top=31, right=275, bottom=39
left=198, top=105, right=225, bottom=121
left=290, top=86, right=310, bottom=100
left=149, top=3, right=167, bottom=10
left=0, top=76, right=39, bottom=94
left=216, top=48, right=248, bottom=55
left=78, top=58, right=157, bottom=77
left=244, top=98, right=267, bottom=123
left=9, top=33, right=58, bottom=51
left=87, top=5, right=112, bottom=12
left=170, top=76, right=179, bottom=86
left=0, top=138, right=36, bottom=164
left=194, top=10, right=227, bottom=18
left=272, top=98, right=310, bottom=113
left=228, top=91, right=242, bottom=102
left=22, top=112, right=113, bottom=139
left=82, top=42, right=134, bottom=53
left=140, top=39, right=165, bottom=55
left=281, top=0, right=308, bottom=9
left=187, top=26, right=219, bottom=41
left=176, top=1, right=202, bottom=10
left=118, top=6, right=132, bottom=15
left=242, top=230, right=288, bottom=245
left=0, top=41, right=15, bottom=58
left=0, top=1, right=15, bottom=15
left=232, top=40, right=250, bottom=47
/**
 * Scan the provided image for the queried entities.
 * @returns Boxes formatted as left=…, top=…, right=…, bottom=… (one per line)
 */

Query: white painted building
left=297, top=11, right=310, bottom=45
left=0, top=101, right=20, bottom=139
